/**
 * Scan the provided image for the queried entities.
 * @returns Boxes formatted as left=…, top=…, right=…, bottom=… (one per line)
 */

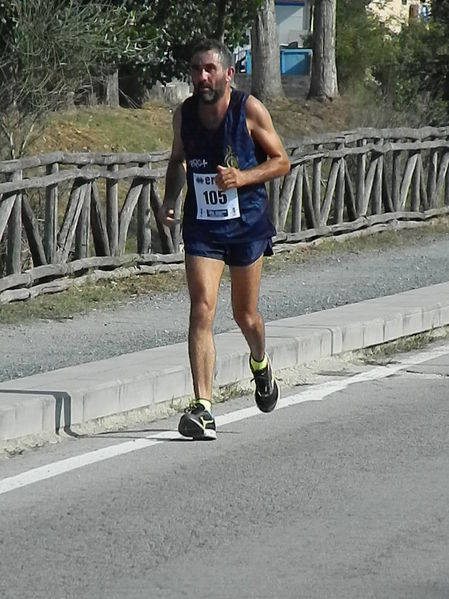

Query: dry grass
left=0, top=270, right=186, bottom=325
left=268, top=95, right=351, bottom=142
left=28, top=101, right=174, bottom=155
left=27, top=95, right=354, bottom=157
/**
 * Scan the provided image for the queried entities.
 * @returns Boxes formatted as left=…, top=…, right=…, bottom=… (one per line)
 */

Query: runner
left=159, top=38, right=290, bottom=440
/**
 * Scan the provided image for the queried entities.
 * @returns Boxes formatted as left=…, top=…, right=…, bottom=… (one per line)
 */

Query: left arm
left=215, top=95, right=290, bottom=190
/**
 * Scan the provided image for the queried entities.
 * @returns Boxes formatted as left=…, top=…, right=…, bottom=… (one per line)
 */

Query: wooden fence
left=1, top=125, right=449, bottom=303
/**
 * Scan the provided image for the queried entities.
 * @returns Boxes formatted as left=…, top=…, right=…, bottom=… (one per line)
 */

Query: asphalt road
left=1, top=342, right=449, bottom=599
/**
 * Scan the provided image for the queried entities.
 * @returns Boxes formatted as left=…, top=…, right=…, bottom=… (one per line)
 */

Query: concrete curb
left=2, top=281, right=449, bottom=447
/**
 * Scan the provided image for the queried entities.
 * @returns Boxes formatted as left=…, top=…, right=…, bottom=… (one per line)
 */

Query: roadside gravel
left=2, top=225, right=449, bottom=382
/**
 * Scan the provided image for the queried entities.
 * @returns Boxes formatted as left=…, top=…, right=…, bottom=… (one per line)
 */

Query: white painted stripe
left=0, top=343, right=448, bottom=496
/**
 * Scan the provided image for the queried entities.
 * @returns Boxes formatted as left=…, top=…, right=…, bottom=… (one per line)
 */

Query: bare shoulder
left=243, top=94, right=289, bottom=167
left=244, top=94, right=275, bottom=134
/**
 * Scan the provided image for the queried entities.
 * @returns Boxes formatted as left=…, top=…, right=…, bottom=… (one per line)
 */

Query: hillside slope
left=27, top=95, right=353, bottom=157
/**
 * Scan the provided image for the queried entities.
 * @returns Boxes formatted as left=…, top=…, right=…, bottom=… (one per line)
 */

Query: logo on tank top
left=224, top=146, right=239, bottom=168
left=188, top=158, right=208, bottom=169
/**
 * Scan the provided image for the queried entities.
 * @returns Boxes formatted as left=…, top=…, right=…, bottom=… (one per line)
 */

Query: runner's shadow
left=97, top=428, right=173, bottom=435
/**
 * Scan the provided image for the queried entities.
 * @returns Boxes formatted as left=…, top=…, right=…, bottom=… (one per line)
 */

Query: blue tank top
left=181, top=89, right=276, bottom=244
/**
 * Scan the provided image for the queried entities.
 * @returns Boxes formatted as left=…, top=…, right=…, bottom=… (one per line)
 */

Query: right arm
left=158, top=105, right=186, bottom=226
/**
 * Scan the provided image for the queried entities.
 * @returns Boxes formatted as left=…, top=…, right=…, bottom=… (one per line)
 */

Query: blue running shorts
left=184, top=237, right=274, bottom=267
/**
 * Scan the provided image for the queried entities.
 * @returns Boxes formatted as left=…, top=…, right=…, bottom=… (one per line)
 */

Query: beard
left=194, top=75, right=227, bottom=105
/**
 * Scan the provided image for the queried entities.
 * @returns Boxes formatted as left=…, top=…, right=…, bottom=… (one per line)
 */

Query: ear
left=226, top=66, right=235, bottom=83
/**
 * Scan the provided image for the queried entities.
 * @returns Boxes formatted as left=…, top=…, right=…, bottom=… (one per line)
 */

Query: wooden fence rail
left=1, top=125, right=449, bottom=303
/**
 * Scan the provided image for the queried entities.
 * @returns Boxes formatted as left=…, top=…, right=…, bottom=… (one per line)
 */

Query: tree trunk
left=250, top=0, right=284, bottom=103
left=106, top=69, right=120, bottom=107
left=308, top=0, right=339, bottom=100
left=214, top=0, right=227, bottom=41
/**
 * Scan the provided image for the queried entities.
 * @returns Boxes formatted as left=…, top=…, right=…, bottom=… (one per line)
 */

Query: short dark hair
left=190, top=39, right=233, bottom=69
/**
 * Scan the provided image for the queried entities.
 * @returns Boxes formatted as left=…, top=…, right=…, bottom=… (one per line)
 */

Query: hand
left=215, top=165, right=246, bottom=190
left=158, top=205, right=180, bottom=227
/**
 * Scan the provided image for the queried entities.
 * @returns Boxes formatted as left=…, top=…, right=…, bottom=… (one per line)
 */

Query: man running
left=159, top=39, right=290, bottom=440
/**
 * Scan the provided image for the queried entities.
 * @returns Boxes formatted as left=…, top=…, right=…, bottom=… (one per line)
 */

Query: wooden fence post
left=445, top=159, right=449, bottom=206
left=291, top=166, right=303, bottom=233
left=333, top=144, right=345, bottom=224
left=107, top=164, right=119, bottom=255
left=269, top=178, right=281, bottom=231
left=57, top=178, right=89, bottom=262
left=44, top=162, right=59, bottom=263
left=75, top=182, right=91, bottom=259
left=6, top=170, right=22, bottom=275
left=137, top=164, right=152, bottom=255
left=278, top=166, right=299, bottom=231
left=411, top=152, right=421, bottom=212
left=427, top=149, right=438, bottom=207
left=371, top=149, right=383, bottom=216
left=149, top=181, right=175, bottom=254
left=356, top=139, right=366, bottom=216
left=392, top=150, right=401, bottom=211
left=90, top=181, right=110, bottom=256
left=312, top=147, right=322, bottom=224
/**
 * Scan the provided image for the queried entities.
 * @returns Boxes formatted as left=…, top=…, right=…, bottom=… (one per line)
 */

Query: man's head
left=190, top=39, right=234, bottom=105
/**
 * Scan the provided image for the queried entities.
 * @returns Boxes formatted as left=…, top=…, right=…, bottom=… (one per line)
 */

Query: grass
left=29, top=101, right=174, bottom=155
left=360, top=326, right=449, bottom=363
left=268, top=95, right=350, bottom=141
left=27, top=94, right=355, bottom=157
left=0, top=270, right=186, bottom=325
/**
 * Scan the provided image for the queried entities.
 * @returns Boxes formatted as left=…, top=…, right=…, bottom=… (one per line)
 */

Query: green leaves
left=336, top=1, right=449, bottom=123
left=336, top=0, right=394, bottom=89
left=124, top=0, right=262, bottom=82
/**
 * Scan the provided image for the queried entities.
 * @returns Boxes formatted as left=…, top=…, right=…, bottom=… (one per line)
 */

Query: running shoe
left=178, top=401, right=217, bottom=440
left=250, top=355, right=279, bottom=413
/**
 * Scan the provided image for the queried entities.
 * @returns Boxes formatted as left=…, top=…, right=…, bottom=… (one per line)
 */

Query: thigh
left=185, top=254, right=225, bottom=307
left=229, top=255, right=263, bottom=314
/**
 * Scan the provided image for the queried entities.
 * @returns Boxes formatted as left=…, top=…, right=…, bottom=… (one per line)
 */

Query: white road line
left=0, top=343, right=448, bottom=496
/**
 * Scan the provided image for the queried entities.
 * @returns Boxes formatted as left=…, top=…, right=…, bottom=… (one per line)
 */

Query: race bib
left=193, top=173, right=240, bottom=220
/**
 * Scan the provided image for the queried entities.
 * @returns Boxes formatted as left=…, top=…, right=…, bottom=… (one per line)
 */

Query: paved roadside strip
left=1, top=281, right=449, bottom=451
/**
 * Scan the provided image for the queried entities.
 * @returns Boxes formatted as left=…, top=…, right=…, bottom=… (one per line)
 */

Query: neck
left=198, top=88, right=232, bottom=130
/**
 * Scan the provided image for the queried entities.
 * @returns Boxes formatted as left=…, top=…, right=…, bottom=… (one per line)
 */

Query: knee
left=233, top=308, right=258, bottom=332
left=190, top=298, right=215, bottom=329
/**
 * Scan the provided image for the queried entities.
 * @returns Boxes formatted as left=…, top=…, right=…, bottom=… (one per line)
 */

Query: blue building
left=276, top=0, right=312, bottom=48
left=235, top=0, right=313, bottom=76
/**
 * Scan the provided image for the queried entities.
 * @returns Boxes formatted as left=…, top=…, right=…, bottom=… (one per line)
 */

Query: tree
left=308, top=0, right=339, bottom=100
left=418, top=3, right=449, bottom=108
left=430, top=0, right=448, bottom=26
left=96, top=0, right=262, bottom=104
left=0, top=0, right=136, bottom=157
left=336, top=0, right=393, bottom=90
left=376, top=7, right=449, bottom=124
left=117, top=0, right=262, bottom=86
left=54, top=0, right=159, bottom=107
left=250, top=0, right=284, bottom=102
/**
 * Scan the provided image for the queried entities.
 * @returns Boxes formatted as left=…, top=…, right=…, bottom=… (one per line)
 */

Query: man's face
left=190, top=50, right=231, bottom=105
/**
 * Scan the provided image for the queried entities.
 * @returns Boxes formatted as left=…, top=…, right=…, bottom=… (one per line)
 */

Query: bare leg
left=185, top=254, right=224, bottom=401
left=230, top=255, right=265, bottom=361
